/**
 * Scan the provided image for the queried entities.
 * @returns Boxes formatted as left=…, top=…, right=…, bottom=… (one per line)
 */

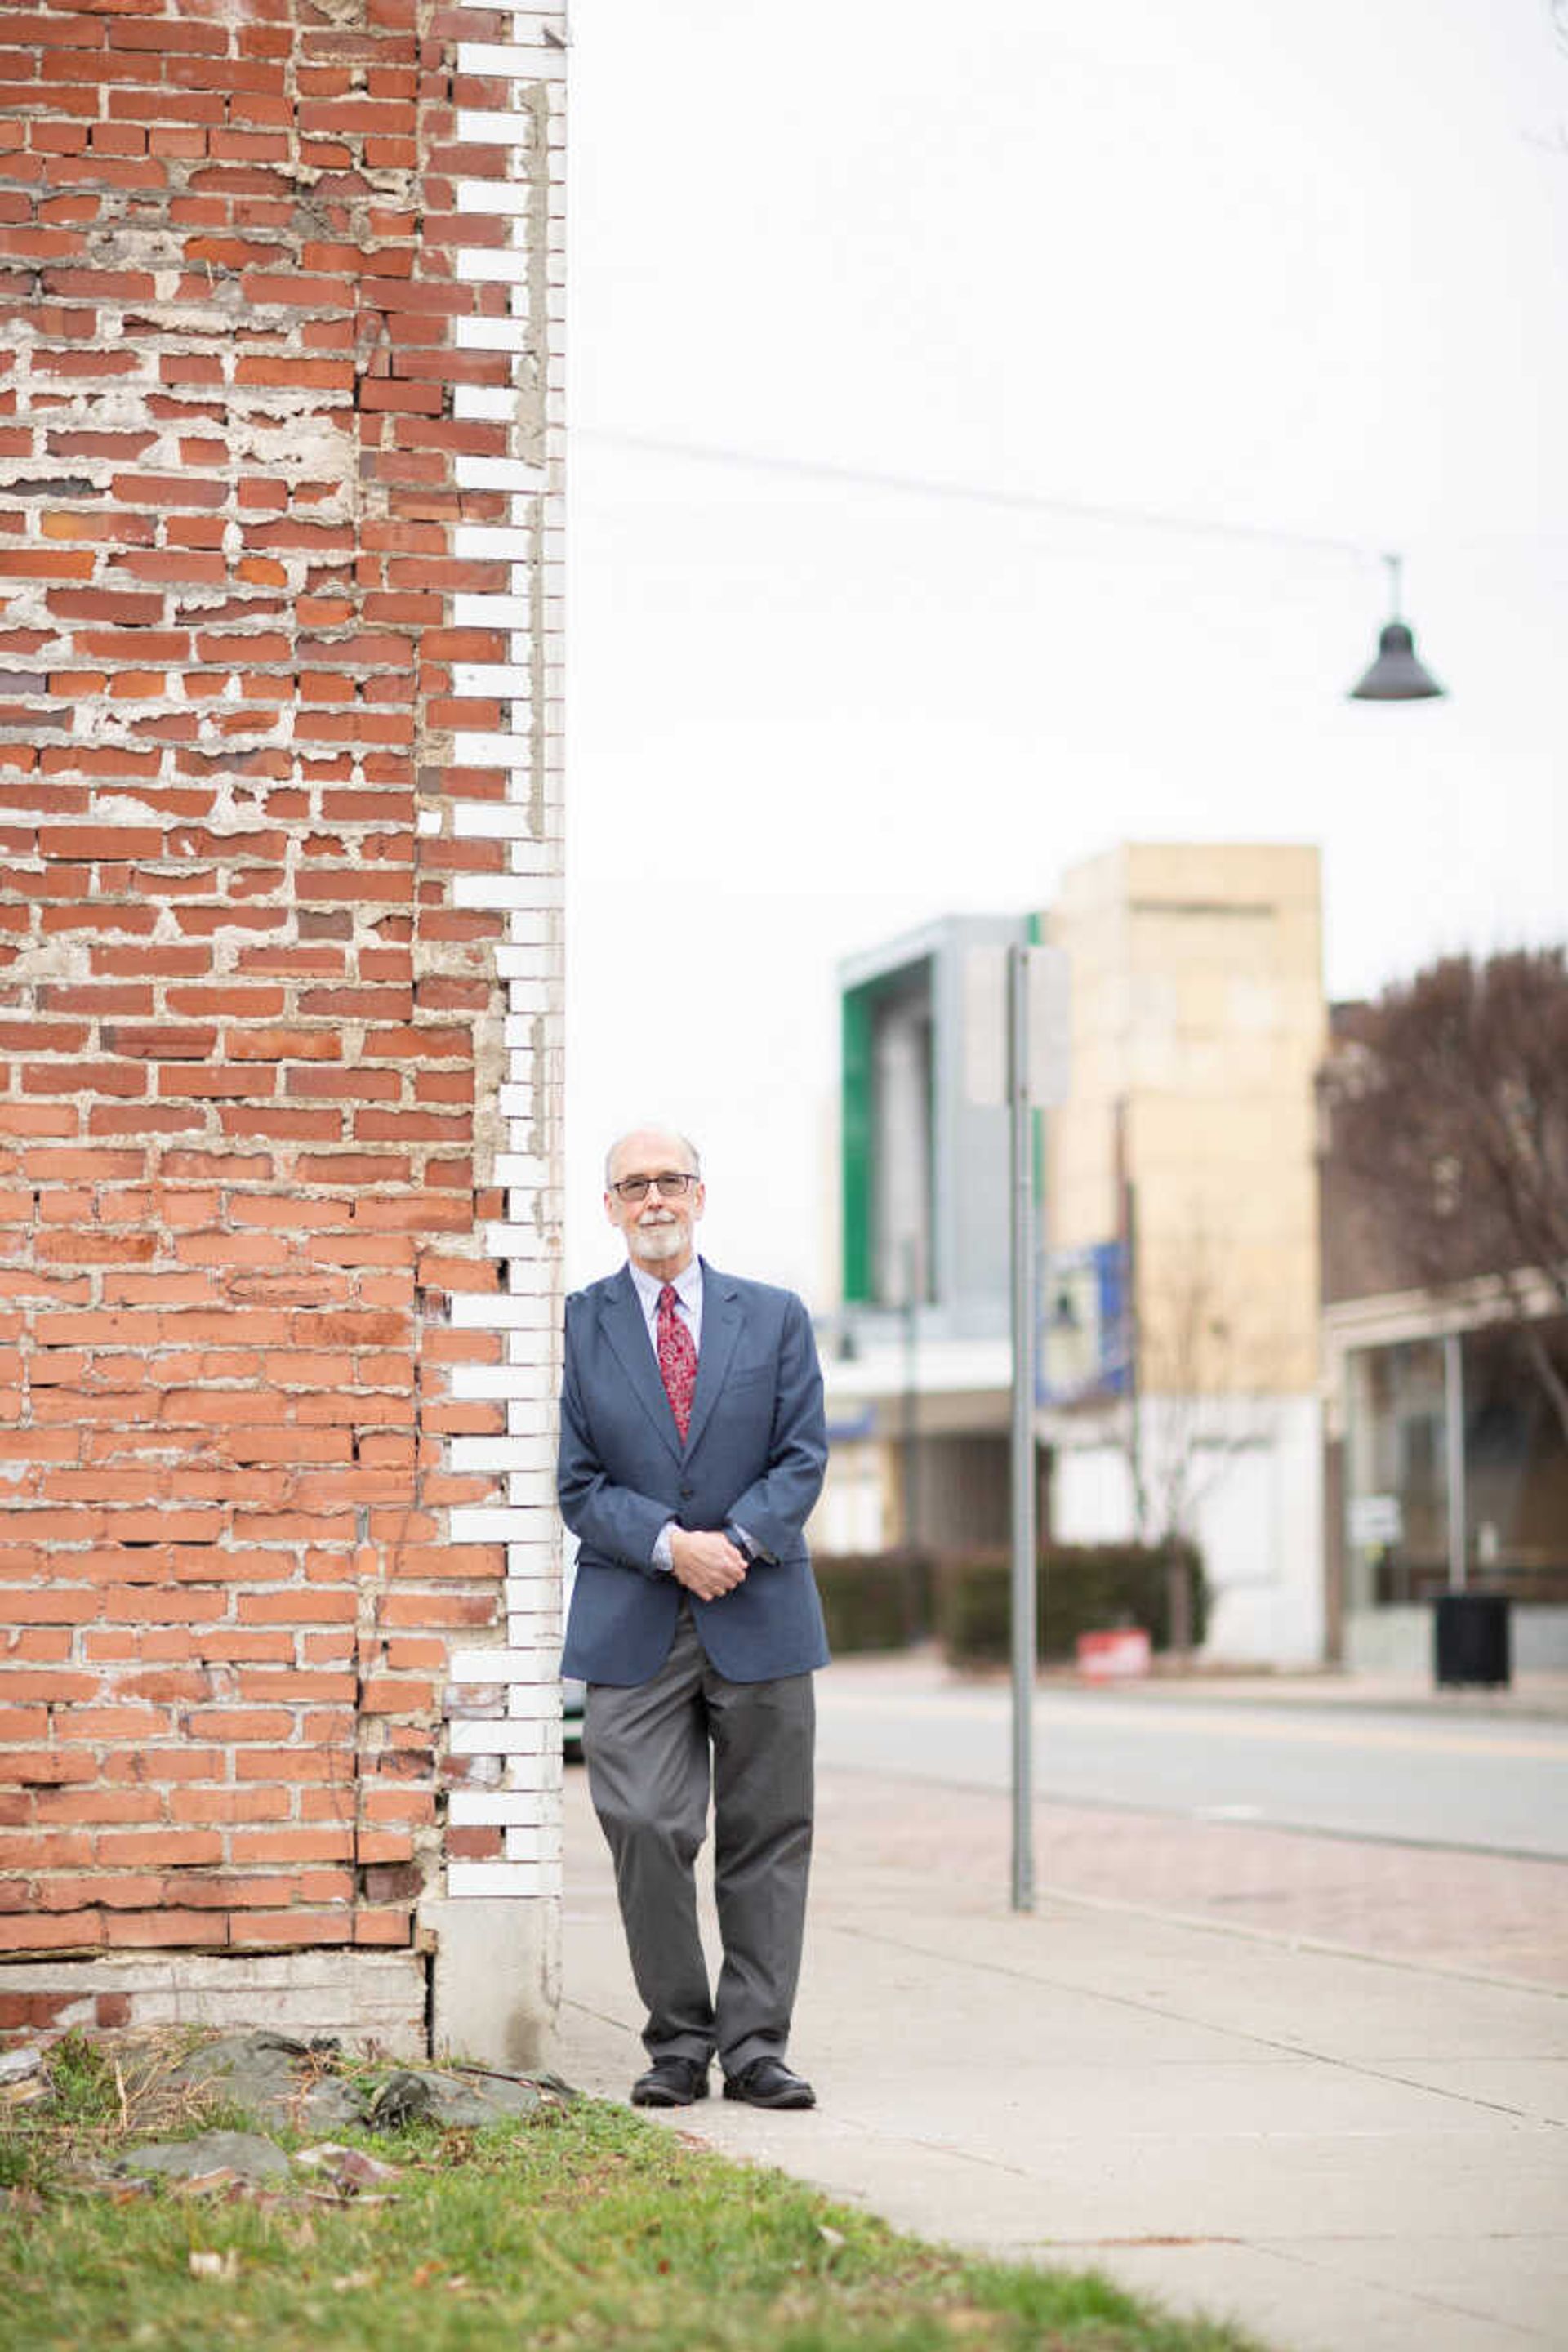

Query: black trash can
left=1433, top=1592, right=1511, bottom=1688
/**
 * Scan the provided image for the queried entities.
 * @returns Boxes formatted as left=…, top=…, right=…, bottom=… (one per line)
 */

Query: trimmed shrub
left=813, top=1549, right=933, bottom=1654
left=934, top=1541, right=1206, bottom=1668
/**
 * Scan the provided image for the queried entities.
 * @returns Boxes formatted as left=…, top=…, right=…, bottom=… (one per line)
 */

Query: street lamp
left=1349, top=553, right=1446, bottom=702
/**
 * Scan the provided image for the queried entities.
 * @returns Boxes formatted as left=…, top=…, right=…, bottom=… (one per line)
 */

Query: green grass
left=0, top=2035, right=1269, bottom=2352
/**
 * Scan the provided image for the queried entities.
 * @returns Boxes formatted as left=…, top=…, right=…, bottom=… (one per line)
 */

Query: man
left=558, top=1126, right=829, bottom=2112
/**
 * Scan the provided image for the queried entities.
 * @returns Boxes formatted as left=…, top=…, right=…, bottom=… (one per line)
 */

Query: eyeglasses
left=609, top=1171, right=698, bottom=1202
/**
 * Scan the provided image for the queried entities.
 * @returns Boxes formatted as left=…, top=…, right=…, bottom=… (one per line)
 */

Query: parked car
left=563, top=1670, right=585, bottom=1762
left=562, top=1532, right=585, bottom=1762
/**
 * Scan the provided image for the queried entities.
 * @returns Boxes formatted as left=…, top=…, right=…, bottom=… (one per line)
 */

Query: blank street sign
left=964, top=945, right=1071, bottom=1107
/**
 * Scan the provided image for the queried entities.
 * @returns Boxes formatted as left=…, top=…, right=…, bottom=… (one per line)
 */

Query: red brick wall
left=0, top=0, right=563, bottom=1996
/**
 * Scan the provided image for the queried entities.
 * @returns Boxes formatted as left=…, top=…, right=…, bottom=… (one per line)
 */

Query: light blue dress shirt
left=627, top=1255, right=703, bottom=1353
left=626, top=1258, right=758, bottom=1573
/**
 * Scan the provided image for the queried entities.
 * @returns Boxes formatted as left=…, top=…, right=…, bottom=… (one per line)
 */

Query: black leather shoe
left=630, top=2056, right=710, bottom=2108
left=722, top=2056, right=815, bottom=2109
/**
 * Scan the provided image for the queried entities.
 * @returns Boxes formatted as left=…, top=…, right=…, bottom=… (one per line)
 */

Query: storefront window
left=1345, top=1339, right=1446, bottom=1606
left=1464, top=1317, right=1568, bottom=1597
left=1345, top=1319, right=1568, bottom=1606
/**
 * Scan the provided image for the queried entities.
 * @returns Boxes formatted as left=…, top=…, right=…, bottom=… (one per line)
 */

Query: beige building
left=1040, top=844, right=1327, bottom=1663
left=820, top=842, right=1330, bottom=1666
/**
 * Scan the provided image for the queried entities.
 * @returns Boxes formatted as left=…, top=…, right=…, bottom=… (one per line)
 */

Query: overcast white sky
left=562, top=0, right=1568, bottom=1299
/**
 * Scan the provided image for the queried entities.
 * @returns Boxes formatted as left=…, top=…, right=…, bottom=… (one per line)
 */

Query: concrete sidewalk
left=556, top=1766, right=1568, bottom=2352
left=1052, top=1668, right=1568, bottom=1726
left=875, top=1645, right=1568, bottom=1725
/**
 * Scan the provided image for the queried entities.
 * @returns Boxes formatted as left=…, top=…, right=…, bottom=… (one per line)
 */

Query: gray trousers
left=585, top=1598, right=815, bottom=2077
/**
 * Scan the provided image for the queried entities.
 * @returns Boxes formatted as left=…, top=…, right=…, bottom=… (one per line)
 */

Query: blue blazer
left=558, top=1259, right=830, bottom=1686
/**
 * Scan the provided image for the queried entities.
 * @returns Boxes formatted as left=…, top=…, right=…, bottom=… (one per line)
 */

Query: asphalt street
left=813, top=1669, right=1568, bottom=1860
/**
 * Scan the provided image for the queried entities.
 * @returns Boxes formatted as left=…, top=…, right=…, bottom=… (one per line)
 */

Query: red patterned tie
left=657, top=1282, right=697, bottom=1442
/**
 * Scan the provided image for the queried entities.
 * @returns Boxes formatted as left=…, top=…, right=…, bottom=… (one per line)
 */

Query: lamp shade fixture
left=1349, top=553, right=1446, bottom=702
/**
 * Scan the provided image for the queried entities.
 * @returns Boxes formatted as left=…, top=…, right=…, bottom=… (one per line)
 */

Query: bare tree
left=1117, top=1208, right=1286, bottom=1651
left=1321, top=949, right=1568, bottom=1443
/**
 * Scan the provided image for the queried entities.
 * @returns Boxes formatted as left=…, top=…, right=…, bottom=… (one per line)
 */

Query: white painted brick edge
left=446, top=1863, right=564, bottom=1897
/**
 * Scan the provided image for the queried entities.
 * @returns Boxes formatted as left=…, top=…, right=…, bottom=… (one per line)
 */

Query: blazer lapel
left=599, top=1267, right=682, bottom=1460
left=684, top=1260, right=741, bottom=1459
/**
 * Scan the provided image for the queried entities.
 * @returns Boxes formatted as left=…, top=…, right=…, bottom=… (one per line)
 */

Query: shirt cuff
left=653, top=1521, right=675, bottom=1575
left=727, top=1522, right=764, bottom=1562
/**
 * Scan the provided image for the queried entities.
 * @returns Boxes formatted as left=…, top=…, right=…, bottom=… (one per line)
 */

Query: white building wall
left=1049, top=1392, right=1324, bottom=1666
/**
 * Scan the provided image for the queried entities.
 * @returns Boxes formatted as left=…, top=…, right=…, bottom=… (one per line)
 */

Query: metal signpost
left=1007, top=945, right=1037, bottom=1910
left=969, top=942, right=1070, bottom=1912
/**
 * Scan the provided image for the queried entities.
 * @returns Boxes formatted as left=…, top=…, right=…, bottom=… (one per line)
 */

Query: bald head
left=604, top=1127, right=702, bottom=1188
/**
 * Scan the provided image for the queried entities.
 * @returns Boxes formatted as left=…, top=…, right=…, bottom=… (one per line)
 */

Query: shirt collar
left=628, top=1254, right=702, bottom=1316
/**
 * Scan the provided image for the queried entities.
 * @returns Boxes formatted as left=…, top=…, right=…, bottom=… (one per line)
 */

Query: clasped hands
left=669, top=1526, right=747, bottom=1603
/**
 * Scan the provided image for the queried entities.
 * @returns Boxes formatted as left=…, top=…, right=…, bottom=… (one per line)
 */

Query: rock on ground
left=117, top=2131, right=291, bottom=2185
left=165, top=2034, right=368, bottom=2132
left=368, top=2067, right=543, bottom=2128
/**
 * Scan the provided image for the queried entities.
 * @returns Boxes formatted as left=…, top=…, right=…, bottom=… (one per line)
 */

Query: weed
left=0, top=2039, right=1273, bottom=2352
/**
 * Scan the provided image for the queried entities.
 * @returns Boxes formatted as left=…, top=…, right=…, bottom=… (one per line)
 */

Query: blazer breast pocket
left=724, top=1363, right=772, bottom=1392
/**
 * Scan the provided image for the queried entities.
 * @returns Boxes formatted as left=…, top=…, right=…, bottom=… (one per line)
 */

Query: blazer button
left=679, top=1483, right=693, bottom=1499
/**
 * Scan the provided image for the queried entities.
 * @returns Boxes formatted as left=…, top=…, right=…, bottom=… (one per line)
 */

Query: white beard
left=633, top=1218, right=686, bottom=1262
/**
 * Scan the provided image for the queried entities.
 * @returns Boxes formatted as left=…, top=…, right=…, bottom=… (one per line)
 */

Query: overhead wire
left=577, top=429, right=1379, bottom=564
